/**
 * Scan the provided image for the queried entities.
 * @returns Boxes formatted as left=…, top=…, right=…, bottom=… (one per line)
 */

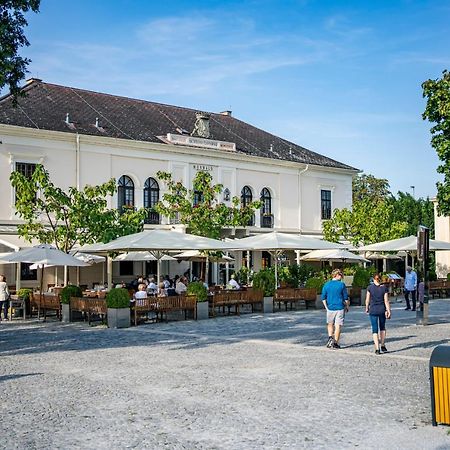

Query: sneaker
left=404, top=307, right=411, bottom=310
left=326, top=337, right=334, bottom=348
left=375, top=349, right=381, bottom=355
left=381, top=345, right=388, bottom=353
left=332, top=342, right=341, bottom=349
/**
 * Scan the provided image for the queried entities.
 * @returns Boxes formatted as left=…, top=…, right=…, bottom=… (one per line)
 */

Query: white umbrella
left=29, top=252, right=105, bottom=269
left=174, top=250, right=234, bottom=263
left=365, top=252, right=401, bottom=260
left=359, top=235, right=450, bottom=252
left=232, top=231, right=345, bottom=290
left=83, top=229, right=233, bottom=289
left=301, top=249, right=369, bottom=263
left=0, top=244, right=89, bottom=296
left=113, top=251, right=176, bottom=262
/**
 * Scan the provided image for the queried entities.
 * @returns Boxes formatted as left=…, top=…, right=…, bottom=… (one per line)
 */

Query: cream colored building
left=0, top=79, right=357, bottom=288
left=434, top=200, right=450, bottom=278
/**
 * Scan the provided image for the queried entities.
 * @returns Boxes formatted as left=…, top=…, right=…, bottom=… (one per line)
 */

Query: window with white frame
left=321, top=189, right=332, bottom=220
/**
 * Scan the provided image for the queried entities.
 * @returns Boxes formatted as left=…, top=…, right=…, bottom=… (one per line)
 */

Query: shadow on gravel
left=344, top=335, right=415, bottom=349
left=0, top=373, right=43, bottom=382
left=390, top=338, right=450, bottom=353
left=1, top=301, right=450, bottom=357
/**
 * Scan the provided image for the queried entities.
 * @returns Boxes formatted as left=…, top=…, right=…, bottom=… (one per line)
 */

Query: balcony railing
left=169, top=212, right=181, bottom=225
left=144, top=211, right=160, bottom=225
left=261, top=214, right=274, bottom=228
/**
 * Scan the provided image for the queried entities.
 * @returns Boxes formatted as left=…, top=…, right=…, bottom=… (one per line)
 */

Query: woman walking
left=365, top=273, right=391, bottom=354
left=0, top=275, right=10, bottom=321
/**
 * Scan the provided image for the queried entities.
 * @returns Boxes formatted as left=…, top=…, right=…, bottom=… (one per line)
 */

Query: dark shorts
left=369, top=313, right=386, bottom=333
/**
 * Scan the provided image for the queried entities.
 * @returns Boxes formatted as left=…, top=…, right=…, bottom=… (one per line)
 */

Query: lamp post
left=417, top=225, right=429, bottom=325
left=410, top=185, right=415, bottom=199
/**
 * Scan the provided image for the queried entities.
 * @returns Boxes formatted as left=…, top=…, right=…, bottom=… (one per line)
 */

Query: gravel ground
left=1, top=299, right=450, bottom=449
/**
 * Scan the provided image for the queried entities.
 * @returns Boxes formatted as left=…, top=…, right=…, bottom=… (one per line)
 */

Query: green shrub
left=278, top=266, right=296, bottom=287
left=252, top=268, right=276, bottom=297
left=106, top=288, right=130, bottom=308
left=343, top=266, right=356, bottom=275
left=235, top=266, right=253, bottom=286
left=60, top=284, right=82, bottom=304
left=305, top=276, right=325, bottom=294
left=186, top=281, right=208, bottom=302
left=352, top=268, right=371, bottom=288
left=17, top=288, right=33, bottom=300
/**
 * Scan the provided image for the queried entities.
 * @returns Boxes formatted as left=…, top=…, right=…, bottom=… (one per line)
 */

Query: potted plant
left=106, top=288, right=131, bottom=328
left=17, top=288, right=33, bottom=317
left=305, top=275, right=326, bottom=309
left=252, top=268, right=275, bottom=313
left=187, top=281, right=209, bottom=320
left=352, top=268, right=371, bottom=306
left=60, top=284, right=82, bottom=322
left=342, top=266, right=356, bottom=287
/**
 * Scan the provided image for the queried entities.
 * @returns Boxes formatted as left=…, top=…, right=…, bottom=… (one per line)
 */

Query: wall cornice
left=0, top=124, right=359, bottom=175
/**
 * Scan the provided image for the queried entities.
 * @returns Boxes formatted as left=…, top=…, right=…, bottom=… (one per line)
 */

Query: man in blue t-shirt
left=321, top=268, right=349, bottom=349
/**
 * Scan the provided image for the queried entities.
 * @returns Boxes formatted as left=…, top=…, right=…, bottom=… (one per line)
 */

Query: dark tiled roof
left=0, top=80, right=357, bottom=170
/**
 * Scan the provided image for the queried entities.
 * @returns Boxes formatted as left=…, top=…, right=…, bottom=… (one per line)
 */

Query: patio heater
left=417, top=225, right=430, bottom=326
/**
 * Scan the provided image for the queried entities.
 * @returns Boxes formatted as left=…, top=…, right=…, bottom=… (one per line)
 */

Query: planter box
left=315, top=294, right=324, bottom=309
left=61, top=303, right=70, bottom=322
left=196, top=301, right=209, bottom=320
left=107, top=307, right=130, bottom=329
left=360, top=288, right=367, bottom=307
left=343, top=275, right=354, bottom=287
left=263, top=296, right=273, bottom=313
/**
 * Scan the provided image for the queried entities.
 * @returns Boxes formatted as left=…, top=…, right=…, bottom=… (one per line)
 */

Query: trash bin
left=430, top=345, right=450, bottom=426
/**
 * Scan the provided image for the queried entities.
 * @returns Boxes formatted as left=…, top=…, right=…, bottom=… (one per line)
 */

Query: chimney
left=26, top=78, right=42, bottom=84
left=220, top=110, right=232, bottom=116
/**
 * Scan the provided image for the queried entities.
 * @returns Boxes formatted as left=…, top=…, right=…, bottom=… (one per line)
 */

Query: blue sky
left=19, top=0, right=450, bottom=199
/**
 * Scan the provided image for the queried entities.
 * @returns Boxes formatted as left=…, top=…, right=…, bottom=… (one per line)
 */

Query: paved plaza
left=1, top=300, right=450, bottom=449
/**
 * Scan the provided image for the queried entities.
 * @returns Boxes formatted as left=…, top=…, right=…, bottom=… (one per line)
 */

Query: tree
left=154, top=171, right=261, bottom=239
left=0, top=1, right=40, bottom=103
left=10, top=164, right=148, bottom=252
left=389, top=191, right=435, bottom=238
left=323, top=172, right=408, bottom=246
left=322, top=198, right=408, bottom=246
left=422, top=70, right=450, bottom=215
left=352, top=173, right=391, bottom=203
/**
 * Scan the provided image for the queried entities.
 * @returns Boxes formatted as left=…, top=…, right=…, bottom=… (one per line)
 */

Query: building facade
left=0, top=79, right=358, bottom=287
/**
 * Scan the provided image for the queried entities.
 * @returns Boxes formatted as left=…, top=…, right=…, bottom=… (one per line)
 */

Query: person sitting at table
left=175, top=276, right=188, bottom=295
left=227, top=274, right=240, bottom=290
left=133, top=283, right=147, bottom=301
left=147, top=278, right=158, bottom=295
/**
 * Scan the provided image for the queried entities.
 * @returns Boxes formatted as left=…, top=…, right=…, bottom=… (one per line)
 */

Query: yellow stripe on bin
left=433, top=367, right=450, bottom=424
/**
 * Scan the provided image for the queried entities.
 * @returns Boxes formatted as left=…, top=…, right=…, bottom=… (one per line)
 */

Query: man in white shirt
left=404, top=266, right=417, bottom=311
left=228, top=274, right=240, bottom=290
left=175, top=277, right=188, bottom=295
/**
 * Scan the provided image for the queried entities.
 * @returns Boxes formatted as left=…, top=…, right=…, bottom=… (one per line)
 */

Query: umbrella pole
left=157, top=258, right=161, bottom=295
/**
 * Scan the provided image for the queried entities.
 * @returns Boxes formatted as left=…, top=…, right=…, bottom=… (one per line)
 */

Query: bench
left=154, top=295, right=197, bottom=322
left=31, top=293, right=61, bottom=320
left=274, top=288, right=317, bottom=310
left=240, top=288, right=264, bottom=312
left=131, top=297, right=158, bottom=325
left=429, top=280, right=450, bottom=298
left=211, top=289, right=265, bottom=316
left=70, top=297, right=107, bottom=324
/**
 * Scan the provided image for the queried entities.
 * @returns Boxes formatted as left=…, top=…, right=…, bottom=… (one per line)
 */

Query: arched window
left=241, top=186, right=254, bottom=226
left=260, top=188, right=273, bottom=228
left=117, top=175, right=134, bottom=214
left=144, top=177, right=160, bottom=224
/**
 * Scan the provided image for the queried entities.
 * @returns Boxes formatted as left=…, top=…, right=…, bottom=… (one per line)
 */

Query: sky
left=17, top=0, right=450, bottom=199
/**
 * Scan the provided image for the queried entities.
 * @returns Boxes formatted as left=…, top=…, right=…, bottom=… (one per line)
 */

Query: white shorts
left=326, top=309, right=345, bottom=326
